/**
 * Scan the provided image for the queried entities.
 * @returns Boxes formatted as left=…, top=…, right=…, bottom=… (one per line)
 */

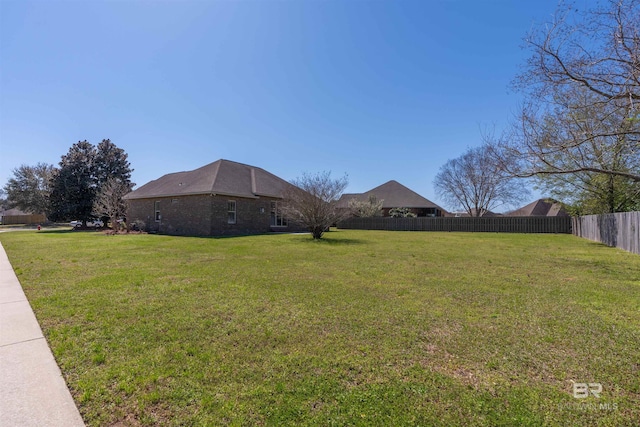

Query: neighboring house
left=0, top=208, right=46, bottom=225
left=506, top=199, right=569, bottom=217
left=337, top=180, right=446, bottom=217
left=124, top=159, right=306, bottom=236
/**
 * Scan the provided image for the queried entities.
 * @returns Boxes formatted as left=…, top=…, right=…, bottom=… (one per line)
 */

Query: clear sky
left=0, top=0, right=596, bottom=210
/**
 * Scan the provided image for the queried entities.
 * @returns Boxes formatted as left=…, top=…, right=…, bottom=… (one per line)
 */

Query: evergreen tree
left=48, top=140, right=133, bottom=225
left=48, top=141, right=97, bottom=223
left=95, top=139, right=133, bottom=194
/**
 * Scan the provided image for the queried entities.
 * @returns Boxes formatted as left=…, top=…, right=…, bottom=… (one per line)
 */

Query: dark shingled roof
left=337, top=180, right=444, bottom=210
left=507, top=199, right=569, bottom=217
left=124, top=159, right=294, bottom=200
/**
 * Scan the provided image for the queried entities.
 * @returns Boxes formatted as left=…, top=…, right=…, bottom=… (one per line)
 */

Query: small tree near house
left=282, top=171, right=349, bottom=239
left=93, top=177, right=131, bottom=232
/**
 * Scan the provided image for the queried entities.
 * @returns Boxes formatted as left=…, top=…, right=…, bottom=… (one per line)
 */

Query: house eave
left=254, top=192, right=283, bottom=199
left=124, top=191, right=260, bottom=200
left=124, top=191, right=213, bottom=200
left=214, top=192, right=260, bottom=200
left=381, top=205, right=440, bottom=209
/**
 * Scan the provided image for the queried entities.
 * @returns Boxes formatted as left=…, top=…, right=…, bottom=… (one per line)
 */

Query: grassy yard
left=1, top=229, right=639, bottom=426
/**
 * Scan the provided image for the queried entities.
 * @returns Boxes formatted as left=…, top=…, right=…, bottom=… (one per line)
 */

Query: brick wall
left=210, top=196, right=273, bottom=235
left=127, top=194, right=305, bottom=236
left=126, top=195, right=212, bottom=235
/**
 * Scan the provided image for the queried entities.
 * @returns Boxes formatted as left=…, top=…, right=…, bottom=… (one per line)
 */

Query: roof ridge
left=250, top=167, right=257, bottom=195
left=370, top=180, right=437, bottom=202
left=219, top=158, right=262, bottom=169
left=208, top=160, right=222, bottom=193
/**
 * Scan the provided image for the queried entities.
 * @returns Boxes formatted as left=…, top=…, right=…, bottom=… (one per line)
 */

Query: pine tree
left=48, top=140, right=134, bottom=225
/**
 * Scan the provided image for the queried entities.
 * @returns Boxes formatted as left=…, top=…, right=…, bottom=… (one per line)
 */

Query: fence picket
left=337, top=217, right=572, bottom=234
left=572, top=212, right=639, bottom=255
left=338, top=213, right=639, bottom=255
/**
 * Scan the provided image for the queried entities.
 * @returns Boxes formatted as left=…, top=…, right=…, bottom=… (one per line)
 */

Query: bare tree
left=282, top=171, right=349, bottom=239
left=493, top=0, right=640, bottom=184
left=93, top=177, right=131, bottom=233
left=434, top=146, right=529, bottom=216
left=348, top=195, right=383, bottom=217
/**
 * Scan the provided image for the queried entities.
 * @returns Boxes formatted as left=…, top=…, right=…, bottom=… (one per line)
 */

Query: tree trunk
left=312, top=226, right=324, bottom=239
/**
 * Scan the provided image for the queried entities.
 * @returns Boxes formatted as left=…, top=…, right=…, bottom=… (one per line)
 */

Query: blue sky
left=0, top=0, right=595, bottom=210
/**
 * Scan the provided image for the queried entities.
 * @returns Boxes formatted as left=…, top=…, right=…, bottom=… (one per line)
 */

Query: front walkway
left=0, top=242, right=85, bottom=426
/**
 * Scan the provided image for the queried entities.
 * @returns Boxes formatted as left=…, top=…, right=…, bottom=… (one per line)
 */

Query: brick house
left=124, top=159, right=306, bottom=236
left=337, top=180, right=446, bottom=217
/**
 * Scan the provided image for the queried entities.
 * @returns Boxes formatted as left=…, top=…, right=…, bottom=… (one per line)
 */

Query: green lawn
left=1, top=229, right=639, bottom=426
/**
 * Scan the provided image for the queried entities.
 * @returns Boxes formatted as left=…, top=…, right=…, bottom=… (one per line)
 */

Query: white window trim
left=228, top=200, right=237, bottom=224
left=154, top=201, right=161, bottom=222
left=270, top=201, right=287, bottom=227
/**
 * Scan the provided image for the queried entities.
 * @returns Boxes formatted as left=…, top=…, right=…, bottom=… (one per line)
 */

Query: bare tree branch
left=489, top=0, right=640, bottom=216
left=93, top=177, right=131, bottom=233
left=434, top=146, right=529, bottom=216
left=281, top=172, right=349, bottom=239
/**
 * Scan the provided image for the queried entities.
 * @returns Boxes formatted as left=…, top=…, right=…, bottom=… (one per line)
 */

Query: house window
left=154, top=201, right=161, bottom=222
left=228, top=201, right=236, bottom=224
left=270, top=201, right=287, bottom=226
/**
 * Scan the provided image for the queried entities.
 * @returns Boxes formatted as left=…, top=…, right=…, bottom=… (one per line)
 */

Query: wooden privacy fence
left=572, top=211, right=639, bottom=255
left=337, top=216, right=572, bottom=234
left=0, top=214, right=47, bottom=225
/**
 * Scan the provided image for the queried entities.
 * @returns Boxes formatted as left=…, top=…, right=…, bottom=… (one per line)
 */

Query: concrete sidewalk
left=0, top=242, right=85, bottom=426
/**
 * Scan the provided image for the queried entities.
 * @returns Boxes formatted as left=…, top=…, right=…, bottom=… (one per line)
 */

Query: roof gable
left=508, top=199, right=569, bottom=217
left=124, top=159, right=294, bottom=200
left=338, top=180, right=444, bottom=210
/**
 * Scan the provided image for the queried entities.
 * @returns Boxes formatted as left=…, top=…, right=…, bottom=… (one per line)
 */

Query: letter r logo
left=588, top=383, right=602, bottom=398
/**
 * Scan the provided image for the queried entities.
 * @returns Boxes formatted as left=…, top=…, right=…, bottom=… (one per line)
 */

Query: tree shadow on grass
left=36, top=229, right=76, bottom=234
left=292, top=235, right=367, bottom=246
left=39, top=228, right=112, bottom=235
left=36, top=229, right=368, bottom=244
left=0, top=227, right=75, bottom=234
left=191, top=232, right=366, bottom=245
